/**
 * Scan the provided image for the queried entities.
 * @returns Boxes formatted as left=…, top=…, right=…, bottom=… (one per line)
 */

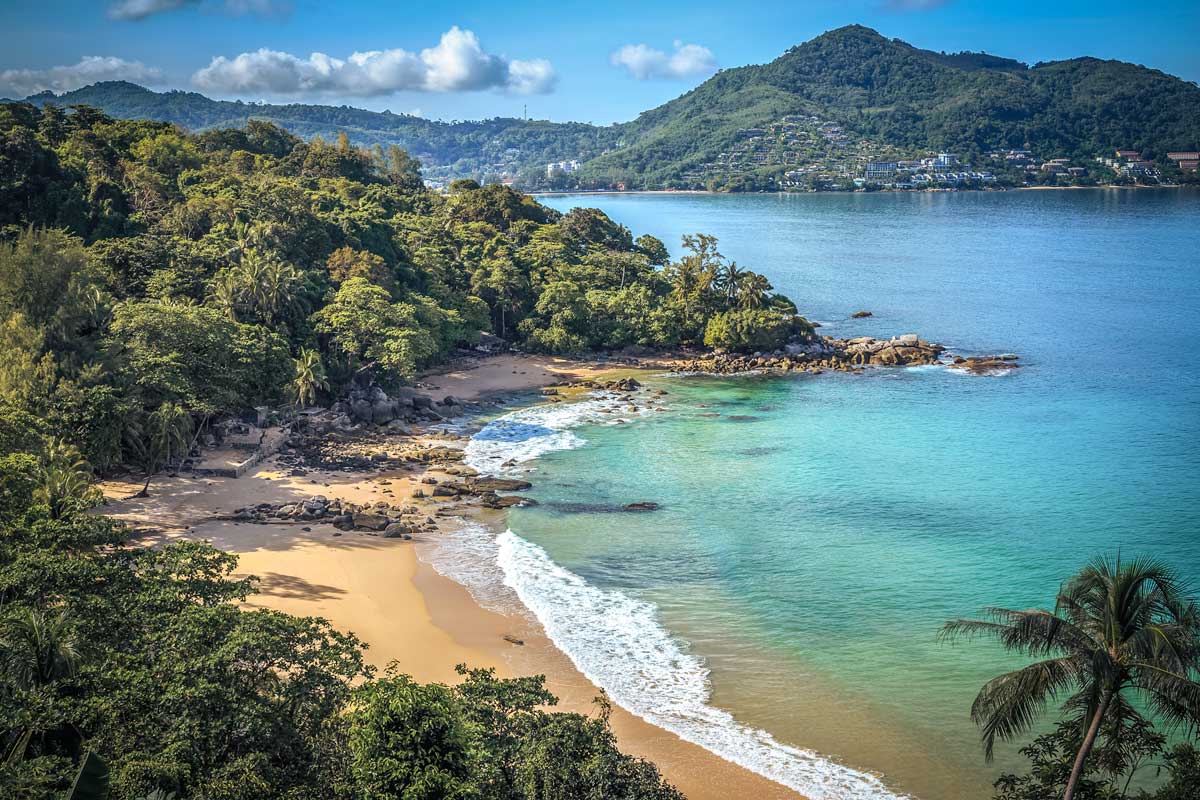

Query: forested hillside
left=20, top=81, right=621, bottom=184
left=582, top=26, right=1200, bottom=186
left=12, top=26, right=1199, bottom=190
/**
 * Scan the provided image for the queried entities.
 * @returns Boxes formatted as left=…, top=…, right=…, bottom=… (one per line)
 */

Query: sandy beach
left=100, top=352, right=802, bottom=800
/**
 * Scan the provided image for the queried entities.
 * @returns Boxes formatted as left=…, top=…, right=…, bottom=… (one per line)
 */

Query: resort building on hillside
left=865, top=161, right=898, bottom=180
left=546, top=159, right=581, bottom=177
left=1166, top=151, right=1200, bottom=172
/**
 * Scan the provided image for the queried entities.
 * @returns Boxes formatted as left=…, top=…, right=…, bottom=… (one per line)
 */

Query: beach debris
left=503, top=634, right=525, bottom=646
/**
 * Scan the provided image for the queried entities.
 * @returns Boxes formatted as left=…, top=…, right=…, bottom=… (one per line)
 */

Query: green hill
left=22, top=81, right=621, bottom=184
left=12, top=26, right=1200, bottom=189
left=582, top=25, right=1200, bottom=187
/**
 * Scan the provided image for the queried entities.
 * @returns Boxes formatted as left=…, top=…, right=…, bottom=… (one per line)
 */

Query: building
left=865, top=161, right=898, bottom=180
left=1167, top=152, right=1200, bottom=172
left=545, top=159, right=581, bottom=177
left=1115, top=149, right=1141, bottom=160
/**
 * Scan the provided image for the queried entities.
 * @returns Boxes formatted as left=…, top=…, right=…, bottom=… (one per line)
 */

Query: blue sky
left=1, top=0, right=1197, bottom=124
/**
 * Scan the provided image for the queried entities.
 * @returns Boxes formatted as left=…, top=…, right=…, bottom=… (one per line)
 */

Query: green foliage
left=348, top=671, right=476, bottom=800
left=944, top=555, right=1200, bottom=800
left=703, top=309, right=798, bottom=353
left=107, top=300, right=291, bottom=413
left=0, top=104, right=798, bottom=499
left=992, top=719, right=1199, bottom=800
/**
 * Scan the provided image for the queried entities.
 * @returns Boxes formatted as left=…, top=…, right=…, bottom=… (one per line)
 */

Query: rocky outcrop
left=670, top=333, right=1015, bottom=375
left=224, top=495, right=436, bottom=539
left=947, top=354, right=1020, bottom=374
left=329, top=383, right=467, bottom=430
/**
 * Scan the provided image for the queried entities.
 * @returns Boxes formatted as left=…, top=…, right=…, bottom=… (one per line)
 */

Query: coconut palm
left=1, top=608, right=82, bottom=764
left=736, top=273, right=774, bottom=311
left=0, top=608, right=81, bottom=693
left=716, top=262, right=745, bottom=304
left=290, top=348, right=328, bottom=408
left=126, top=402, right=195, bottom=497
left=941, top=555, right=1200, bottom=800
left=34, top=438, right=101, bottom=519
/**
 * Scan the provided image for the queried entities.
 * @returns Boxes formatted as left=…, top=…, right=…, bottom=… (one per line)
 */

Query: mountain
left=581, top=25, right=1200, bottom=187
left=21, top=81, right=621, bottom=183
left=12, top=26, right=1200, bottom=189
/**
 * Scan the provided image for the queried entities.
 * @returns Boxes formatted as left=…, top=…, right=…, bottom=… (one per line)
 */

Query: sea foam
left=447, top=395, right=911, bottom=800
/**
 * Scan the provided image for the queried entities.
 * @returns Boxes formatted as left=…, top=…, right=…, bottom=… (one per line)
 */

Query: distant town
left=422, top=113, right=1199, bottom=193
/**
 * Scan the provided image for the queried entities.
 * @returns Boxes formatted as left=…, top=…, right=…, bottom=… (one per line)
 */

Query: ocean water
left=444, top=190, right=1200, bottom=800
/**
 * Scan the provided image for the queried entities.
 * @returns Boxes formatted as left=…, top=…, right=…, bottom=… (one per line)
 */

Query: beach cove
left=99, top=353, right=806, bottom=800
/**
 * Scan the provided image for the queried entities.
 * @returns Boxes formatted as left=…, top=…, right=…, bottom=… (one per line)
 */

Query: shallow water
left=452, top=190, right=1200, bottom=799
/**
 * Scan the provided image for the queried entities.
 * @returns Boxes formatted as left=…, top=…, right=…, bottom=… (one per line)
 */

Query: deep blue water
left=478, top=190, right=1200, bottom=799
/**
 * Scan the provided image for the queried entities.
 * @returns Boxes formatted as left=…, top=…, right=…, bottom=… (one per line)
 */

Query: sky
left=1, top=0, right=1197, bottom=125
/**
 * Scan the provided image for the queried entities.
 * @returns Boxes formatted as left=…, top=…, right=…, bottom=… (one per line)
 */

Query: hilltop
left=13, top=26, right=1200, bottom=189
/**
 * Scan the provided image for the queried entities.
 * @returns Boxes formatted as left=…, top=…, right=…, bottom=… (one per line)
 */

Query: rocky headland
left=668, top=333, right=1019, bottom=375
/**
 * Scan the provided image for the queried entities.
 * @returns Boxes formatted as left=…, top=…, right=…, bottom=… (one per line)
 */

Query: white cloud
left=0, top=56, right=164, bottom=97
left=611, top=41, right=717, bottom=80
left=192, top=27, right=557, bottom=97
left=109, top=0, right=289, bottom=20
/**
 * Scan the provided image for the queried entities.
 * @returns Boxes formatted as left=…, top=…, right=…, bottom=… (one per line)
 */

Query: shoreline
left=531, top=184, right=1190, bottom=197
left=99, top=352, right=805, bottom=800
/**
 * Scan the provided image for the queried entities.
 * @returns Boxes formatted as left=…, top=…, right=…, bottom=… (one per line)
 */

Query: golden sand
left=100, top=353, right=802, bottom=800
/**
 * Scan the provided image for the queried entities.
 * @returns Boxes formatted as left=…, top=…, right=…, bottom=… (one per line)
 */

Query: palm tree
left=737, top=273, right=773, bottom=311
left=716, top=262, right=745, bottom=305
left=941, top=555, right=1200, bottom=800
left=290, top=348, right=328, bottom=408
left=34, top=438, right=100, bottom=519
left=1, top=608, right=82, bottom=764
left=127, top=402, right=195, bottom=497
left=0, top=608, right=81, bottom=693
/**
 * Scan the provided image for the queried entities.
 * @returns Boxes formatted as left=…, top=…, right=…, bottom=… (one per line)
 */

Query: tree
left=33, top=438, right=102, bottom=520
left=1, top=608, right=82, bottom=764
left=290, top=348, right=328, bottom=408
left=210, top=248, right=309, bottom=328
left=346, top=670, right=476, bottom=800
left=941, top=555, right=1200, bottom=800
left=108, top=300, right=291, bottom=414
left=126, top=402, right=193, bottom=497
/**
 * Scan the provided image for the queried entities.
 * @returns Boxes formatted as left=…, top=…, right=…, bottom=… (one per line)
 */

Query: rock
left=349, top=398, right=373, bottom=423
left=371, top=398, right=397, bottom=425
left=472, top=477, right=533, bottom=492
left=412, top=395, right=434, bottom=410
left=332, top=513, right=354, bottom=530
left=383, top=523, right=412, bottom=538
left=442, top=395, right=460, bottom=406
left=490, top=495, right=537, bottom=508
left=851, top=310, right=873, bottom=318
left=623, top=501, right=659, bottom=512
left=352, top=512, right=390, bottom=531
left=503, top=634, right=525, bottom=646
left=431, top=485, right=460, bottom=497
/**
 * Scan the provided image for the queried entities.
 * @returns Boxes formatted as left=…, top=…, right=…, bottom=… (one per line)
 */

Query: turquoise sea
left=437, top=190, right=1200, bottom=800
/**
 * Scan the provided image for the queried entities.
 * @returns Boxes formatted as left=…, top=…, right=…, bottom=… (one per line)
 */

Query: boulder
left=352, top=512, right=390, bottom=531
left=349, top=398, right=373, bottom=423
left=472, top=477, right=533, bottom=492
left=383, top=523, right=412, bottom=538
left=851, top=310, right=873, bottom=318
left=371, top=399, right=397, bottom=425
